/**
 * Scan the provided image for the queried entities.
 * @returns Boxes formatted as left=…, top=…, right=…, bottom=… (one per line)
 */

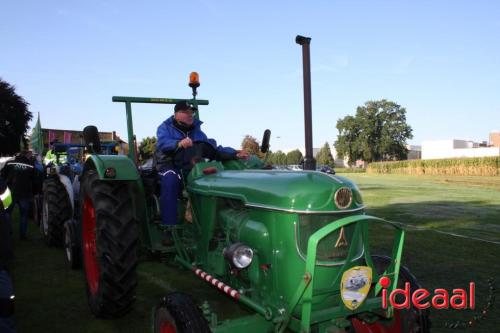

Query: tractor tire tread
left=43, top=178, right=72, bottom=246
left=81, top=170, right=138, bottom=318
left=157, top=292, right=211, bottom=333
left=371, top=254, right=431, bottom=333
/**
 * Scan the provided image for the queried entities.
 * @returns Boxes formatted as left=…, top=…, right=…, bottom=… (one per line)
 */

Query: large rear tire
left=80, top=170, right=138, bottom=318
left=153, top=292, right=211, bottom=333
left=41, top=178, right=72, bottom=246
left=350, top=255, right=431, bottom=333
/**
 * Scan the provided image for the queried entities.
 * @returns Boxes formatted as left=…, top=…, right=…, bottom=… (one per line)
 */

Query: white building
left=422, top=139, right=500, bottom=160
left=407, top=145, right=422, bottom=160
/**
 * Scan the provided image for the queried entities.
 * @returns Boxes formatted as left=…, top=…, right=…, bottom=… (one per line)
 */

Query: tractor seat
left=139, top=158, right=160, bottom=196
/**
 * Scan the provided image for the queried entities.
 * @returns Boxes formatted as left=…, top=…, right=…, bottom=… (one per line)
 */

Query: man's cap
left=174, top=100, right=197, bottom=113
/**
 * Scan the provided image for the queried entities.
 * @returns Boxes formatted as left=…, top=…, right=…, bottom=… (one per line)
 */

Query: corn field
left=367, top=157, right=500, bottom=176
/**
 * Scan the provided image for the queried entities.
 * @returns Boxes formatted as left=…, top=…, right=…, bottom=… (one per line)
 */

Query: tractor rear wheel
left=153, top=292, right=211, bottom=333
left=41, top=178, right=72, bottom=246
left=350, top=255, right=431, bottom=333
left=81, top=170, right=138, bottom=318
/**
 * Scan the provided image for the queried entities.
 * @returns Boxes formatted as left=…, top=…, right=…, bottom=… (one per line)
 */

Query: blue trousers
left=159, top=170, right=182, bottom=226
left=6, top=198, right=30, bottom=239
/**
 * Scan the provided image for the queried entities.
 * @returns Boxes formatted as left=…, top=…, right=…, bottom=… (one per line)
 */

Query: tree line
left=0, top=79, right=32, bottom=156
left=1, top=76, right=413, bottom=165
left=132, top=101, right=414, bottom=167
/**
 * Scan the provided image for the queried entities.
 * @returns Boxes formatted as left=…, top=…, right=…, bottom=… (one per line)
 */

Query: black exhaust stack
left=296, top=35, right=316, bottom=171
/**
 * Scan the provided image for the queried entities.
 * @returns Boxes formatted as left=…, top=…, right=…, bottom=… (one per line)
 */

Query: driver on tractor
left=155, top=100, right=248, bottom=233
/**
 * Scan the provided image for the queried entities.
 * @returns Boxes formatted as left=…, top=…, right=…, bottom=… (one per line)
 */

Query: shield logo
left=340, top=266, right=372, bottom=310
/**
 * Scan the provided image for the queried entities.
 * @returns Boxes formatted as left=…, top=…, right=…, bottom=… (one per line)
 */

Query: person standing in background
left=0, top=176, right=15, bottom=333
left=1, top=151, right=35, bottom=240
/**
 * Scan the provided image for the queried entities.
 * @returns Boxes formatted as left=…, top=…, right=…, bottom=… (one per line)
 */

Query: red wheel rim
left=159, top=320, right=176, bottom=333
left=82, top=196, right=100, bottom=295
left=351, top=310, right=402, bottom=333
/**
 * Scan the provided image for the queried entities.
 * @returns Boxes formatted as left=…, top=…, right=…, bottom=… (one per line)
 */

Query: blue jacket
left=155, top=116, right=236, bottom=172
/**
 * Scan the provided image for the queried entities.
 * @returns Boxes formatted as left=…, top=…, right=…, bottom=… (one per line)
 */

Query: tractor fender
left=82, top=155, right=148, bottom=235
left=83, top=155, right=139, bottom=181
left=58, top=173, right=74, bottom=213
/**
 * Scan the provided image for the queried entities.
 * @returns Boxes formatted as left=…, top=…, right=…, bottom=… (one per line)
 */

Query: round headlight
left=334, top=187, right=353, bottom=209
left=224, top=243, right=254, bottom=269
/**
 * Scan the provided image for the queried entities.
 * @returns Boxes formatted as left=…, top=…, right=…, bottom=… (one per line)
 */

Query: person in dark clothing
left=31, top=154, right=44, bottom=195
left=155, top=100, right=248, bottom=228
left=1, top=151, right=36, bottom=240
left=0, top=177, right=15, bottom=333
left=0, top=178, right=13, bottom=267
left=30, top=154, right=45, bottom=225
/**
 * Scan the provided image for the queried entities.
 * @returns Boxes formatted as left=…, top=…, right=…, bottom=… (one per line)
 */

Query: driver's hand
left=236, top=150, right=249, bottom=160
left=178, top=137, right=193, bottom=149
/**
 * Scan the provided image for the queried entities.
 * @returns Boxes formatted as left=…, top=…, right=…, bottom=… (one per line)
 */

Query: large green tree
left=334, top=100, right=413, bottom=164
left=316, top=142, right=334, bottom=167
left=0, top=78, right=32, bottom=155
left=286, top=149, right=303, bottom=165
left=138, top=136, right=157, bottom=161
left=271, top=150, right=287, bottom=165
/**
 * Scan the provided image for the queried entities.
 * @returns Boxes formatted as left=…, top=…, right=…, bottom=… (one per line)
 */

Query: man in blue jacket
left=155, top=100, right=248, bottom=230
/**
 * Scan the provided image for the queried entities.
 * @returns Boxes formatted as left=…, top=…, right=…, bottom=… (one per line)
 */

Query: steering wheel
left=190, top=141, right=218, bottom=162
left=175, top=141, right=237, bottom=171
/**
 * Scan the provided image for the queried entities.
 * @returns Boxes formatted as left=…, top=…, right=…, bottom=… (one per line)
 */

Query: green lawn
left=350, top=174, right=500, bottom=333
left=9, top=174, right=500, bottom=332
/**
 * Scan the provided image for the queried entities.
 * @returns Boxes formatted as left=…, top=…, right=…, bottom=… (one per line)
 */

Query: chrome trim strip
left=245, top=203, right=365, bottom=214
left=294, top=221, right=365, bottom=267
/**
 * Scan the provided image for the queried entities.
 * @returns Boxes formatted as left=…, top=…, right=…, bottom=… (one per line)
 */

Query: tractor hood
left=188, top=169, right=364, bottom=213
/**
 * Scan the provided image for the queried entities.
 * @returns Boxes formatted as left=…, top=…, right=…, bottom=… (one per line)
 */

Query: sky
left=1, top=0, right=499, bottom=152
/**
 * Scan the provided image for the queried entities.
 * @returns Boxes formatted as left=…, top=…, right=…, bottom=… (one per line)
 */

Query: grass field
left=9, top=174, right=500, bottom=333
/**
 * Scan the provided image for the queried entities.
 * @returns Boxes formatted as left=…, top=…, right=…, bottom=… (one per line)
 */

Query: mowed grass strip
left=9, top=173, right=500, bottom=332
left=349, top=174, right=500, bottom=242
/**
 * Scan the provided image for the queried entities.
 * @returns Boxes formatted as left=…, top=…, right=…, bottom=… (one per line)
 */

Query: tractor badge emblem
left=340, top=266, right=372, bottom=310
left=335, top=227, right=349, bottom=248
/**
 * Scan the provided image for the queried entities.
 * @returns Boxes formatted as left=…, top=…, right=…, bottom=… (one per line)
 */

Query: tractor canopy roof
left=188, top=169, right=363, bottom=213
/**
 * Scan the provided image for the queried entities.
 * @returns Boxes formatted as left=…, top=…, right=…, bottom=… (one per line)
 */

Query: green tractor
left=77, top=36, right=430, bottom=332
left=41, top=134, right=120, bottom=270
left=42, top=141, right=87, bottom=247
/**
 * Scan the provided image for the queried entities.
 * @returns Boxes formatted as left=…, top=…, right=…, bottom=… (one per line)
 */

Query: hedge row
left=367, top=157, right=500, bottom=176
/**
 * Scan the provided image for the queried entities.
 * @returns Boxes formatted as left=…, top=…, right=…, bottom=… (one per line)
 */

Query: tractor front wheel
left=41, top=178, right=72, bottom=246
left=350, top=255, right=431, bottom=333
left=81, top=170, right=138, bottom=318
left=63, top=219, right=81, bottom=270
left=153, top=293, right=211, bottom=333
